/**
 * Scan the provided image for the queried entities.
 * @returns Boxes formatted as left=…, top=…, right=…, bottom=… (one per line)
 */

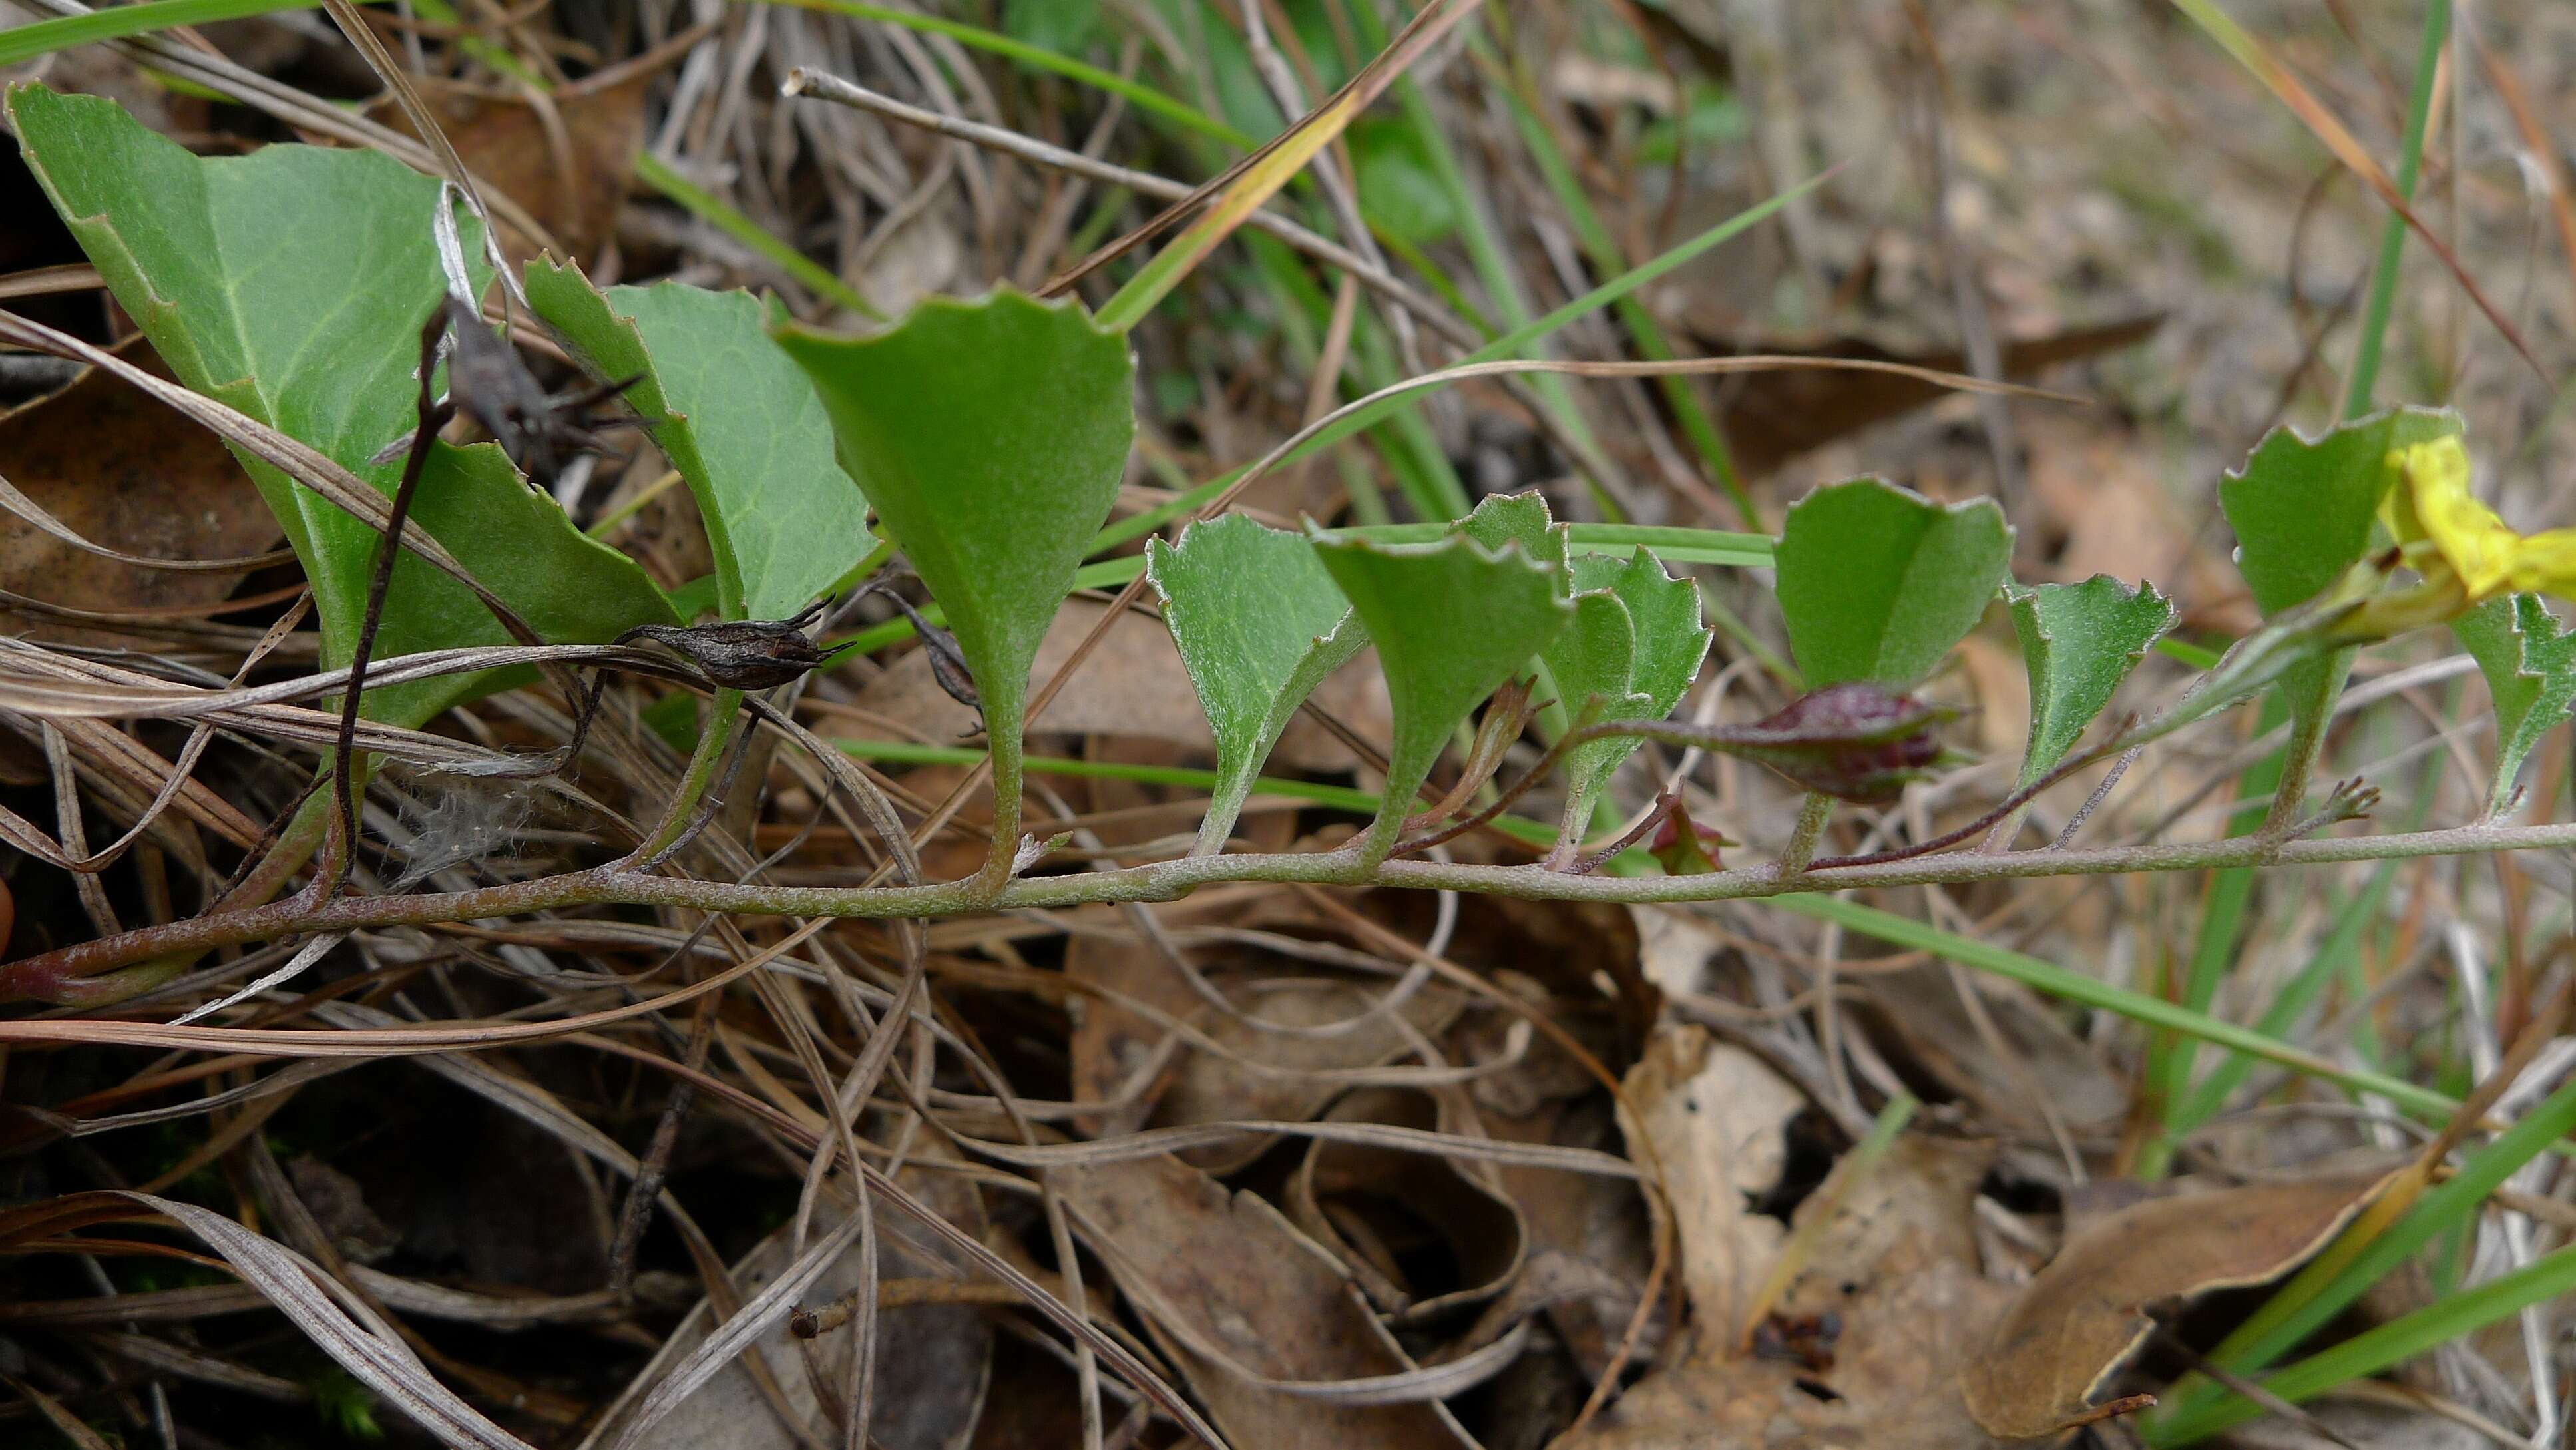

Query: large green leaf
left=1774, top=479, right=2012, bottom=689
left=2219, top=407, right=2462, bottom=616
left=2452, top=593, right=2576, bottom=814
left=1146, top=515, right=1367, bottom=855
left=1309, top=529, right=1574, bottom=864
left=773, top=290, right=1133, bottom=867
left=526, top=261, right=873, bottom=622
left=7, top=84, right=674, bottom=726
left=2010, top=575, right=2177, bottom=783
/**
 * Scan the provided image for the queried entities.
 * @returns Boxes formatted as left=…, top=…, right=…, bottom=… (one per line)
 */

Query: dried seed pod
left=620, top=603, right=829, bottom=690
left=1709, top=682, right=1950, bottom=804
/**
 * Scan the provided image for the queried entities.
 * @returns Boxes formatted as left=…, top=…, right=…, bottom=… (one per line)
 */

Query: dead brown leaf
left=1052, top=1153, right=1478, bottom=1450
left=1551, top=1128, right=2011, bottom=1450
left=581, top=1157, right=992, bottom=1450
left=1617, top=1025, right=1804, bottom=1337
left=375, top=72, right=652, bottom=266
left=851, top=597, right=1387, bottom=772
left=1064, top=895, right=1462, bottom=1174
left=1961, top=1170, right=2398, bottom=1441
left=1286, top=1086, right=1527, bottom=1320
left=0, top=339, right=284, bottom=640
left=1854, top=965, right=2131, bottom=1136
left=1697, top=316, right=2161, bottom=478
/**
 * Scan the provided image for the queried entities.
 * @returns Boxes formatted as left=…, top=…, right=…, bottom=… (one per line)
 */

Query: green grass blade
left=2156, top=1240, right=2576, bottom=1444
left=2148, top=1071, right=2576, bottom=1443
left=1769, top=895, right=2461, bottom=1121
left=759, top=0, right=1255, bottom=149
left=2342, top=0, right=2448, bottom=419
left=0, top=0, right=322, bottom=66
left=1479, top=37, right=1753, bottom=525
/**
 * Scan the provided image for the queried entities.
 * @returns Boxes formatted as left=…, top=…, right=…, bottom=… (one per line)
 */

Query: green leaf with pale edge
left=2452, top=593, right=2576, bottom=813
left=526, top=260, right=872, bottom=622
left=774, top=290, right=1132, bottom=855
left=7, top=84, right=673, bottom=726
left=1309, top=529, right=1574, bottom=863
left=2010, top=575, right=2177, bottom=783
left=1146, top=515, right=1367, bottom=853
left=1453, top=491, right=1569, bottom=586
left=1775, top=479, right=2012, bottom=689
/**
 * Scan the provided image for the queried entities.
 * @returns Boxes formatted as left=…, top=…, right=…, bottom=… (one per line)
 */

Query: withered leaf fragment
left=439, top=296, right=636, bottom=486
left=858, top=579, right=980, bottom=713
left=1706, top=683, right=1948, bottom=804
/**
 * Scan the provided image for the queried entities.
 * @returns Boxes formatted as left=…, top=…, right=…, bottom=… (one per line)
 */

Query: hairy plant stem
left=17, top=820, right=2576, bottom=996
left=1775, top=792, right=1833, bottom=875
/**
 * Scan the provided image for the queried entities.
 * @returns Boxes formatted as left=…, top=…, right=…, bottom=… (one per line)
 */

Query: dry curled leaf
left=1286, top=1086, right=1527, bottom=1320
left=1961, top=1170, right=2398, bottom=1441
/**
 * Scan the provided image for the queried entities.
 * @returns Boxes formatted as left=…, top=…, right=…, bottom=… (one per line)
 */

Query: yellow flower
left=2380, top=436, right=2576, bottom=604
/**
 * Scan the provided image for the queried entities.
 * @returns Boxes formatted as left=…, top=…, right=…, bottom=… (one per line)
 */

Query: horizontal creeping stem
left=11, top=819, right=2576, bottom=995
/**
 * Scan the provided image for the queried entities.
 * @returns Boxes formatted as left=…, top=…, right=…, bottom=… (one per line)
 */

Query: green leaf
left=526, top=261, right=873, bottom=622
left=1308, top=529, right=1575, bottom=863
left=7, top=83, right=674, bottom=727
left=2219, top=407, right=2462, bottom=736
left=2009, top=575, right=2177, bottom=783
left=2219, top=406, right=2462, bottom=616
left=1146, top=515, right=1368, bottom=855
left=773, top=289, right=1133, bottom=863
left=1452, top=491, right=1570, bottom=584
left=1554, top=548, right=1710, bottom=820
left=1774, top=479, right=2012, bottom=689
left=1348, top=117, right=1456, bottom=246
left=1572, top=547, right=1710, bottom=717
left=2452, top=593, right=2576, bottom=813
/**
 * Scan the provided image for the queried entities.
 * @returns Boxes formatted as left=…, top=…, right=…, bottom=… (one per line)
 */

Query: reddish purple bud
left=1712, top=682, right=1948, bottom=804
left=1649, top=796, right=1731, bottom=875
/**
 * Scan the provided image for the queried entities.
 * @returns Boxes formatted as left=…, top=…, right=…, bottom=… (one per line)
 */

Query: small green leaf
left=1146, top=516, right=1368, bottom=855
left=2453, top=593, right=2576, bottom=814
left=2010, top=575, right=2177, bottom=783
left=526, top=261, right=873, bottom=622
left=2219, top=406, right=2462, bottom=616
left=1452, top=491, right=1569, bottom=584
left=1308, top=529, right=1575, bottom=863
left=2219, top=407, right=2462, bottom=733
left=1554, top=549, right=1710, bottom=821
left=1349, top=117, right=1456, bottom=246
left=774, top=289, right=1134, bottom=865
left=7, top=83, right=674, bottom=727
left=1775, top=479, right=2012, bottom=689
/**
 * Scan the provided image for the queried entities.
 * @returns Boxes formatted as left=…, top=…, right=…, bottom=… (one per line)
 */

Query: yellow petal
left=2394, top=437, right=2517, bottom=599
left=2507, top=528, right=2576, bottom=601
